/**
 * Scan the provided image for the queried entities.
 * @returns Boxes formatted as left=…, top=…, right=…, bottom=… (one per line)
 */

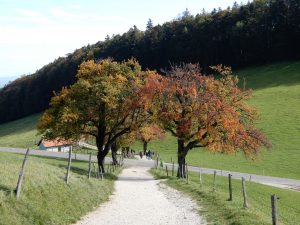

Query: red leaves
left=153, top=63, right=270, bottom=155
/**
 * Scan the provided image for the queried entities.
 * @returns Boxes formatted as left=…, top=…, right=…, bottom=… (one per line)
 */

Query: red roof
left=41, top=139, right=73, bottom=148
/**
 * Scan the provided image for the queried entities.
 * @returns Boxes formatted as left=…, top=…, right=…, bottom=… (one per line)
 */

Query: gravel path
left=73, top=167, right=206, bottom=225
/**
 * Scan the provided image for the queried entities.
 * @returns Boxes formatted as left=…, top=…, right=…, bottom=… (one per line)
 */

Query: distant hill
left=0, top=0, right=299, bottom=124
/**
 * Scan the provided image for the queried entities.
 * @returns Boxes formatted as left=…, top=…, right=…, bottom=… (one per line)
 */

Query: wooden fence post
left=165, top=165, right=168, bottom=177
left=242, top=177, right=248, bottom=208
left=88, top=153, right=92, bottom=179
left=213, top=170, right=217, bottom=192
left=15, top=148, right=30, bottom=199
left=66, top=146, right=72, bottom=184
left=92, top=163, right=96, bottom=178
left=228, top=174, right=232, bottom=201
left=199, top=169, right=202, bottom=188
left=186, top=163, right=189, bottom=184
left=99, top=166, right=103, bottom=180
left=271, top=194, right=278, bottom=225
left=172, top=161, right=174, bottom=176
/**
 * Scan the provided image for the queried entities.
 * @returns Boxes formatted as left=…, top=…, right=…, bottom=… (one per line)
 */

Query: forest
left=0, top=0, right=299, bottom=124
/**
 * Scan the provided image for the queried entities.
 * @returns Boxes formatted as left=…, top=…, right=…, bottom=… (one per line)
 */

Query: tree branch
left=110, top=127, right=131, bottom=144
left=84, top=131, right=97, bottom=137
left=166, top=127, right=177, bottom=136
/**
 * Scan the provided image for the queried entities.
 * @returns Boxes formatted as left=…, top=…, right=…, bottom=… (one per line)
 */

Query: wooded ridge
left=0, top=0, right=299, bottom=124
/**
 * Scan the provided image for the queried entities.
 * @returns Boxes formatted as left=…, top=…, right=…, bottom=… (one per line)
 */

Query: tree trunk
left=143, top=141, right=148, bottom=155
left=96, top=102, right=107, bottom=174
left=97, top=151, right=105, bottom=174
left=111, top=141, right=119, bottom=165
left=177, top=139, right=187, bottom=178
left=96, top=137, right=110, bottom=174
left=126, top=147, right=130, bottom=157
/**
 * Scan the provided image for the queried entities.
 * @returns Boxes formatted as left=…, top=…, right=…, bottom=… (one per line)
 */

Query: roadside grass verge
left=0, top=152, right=122, bottom=225
left=150, top=168, right=300, bottom=225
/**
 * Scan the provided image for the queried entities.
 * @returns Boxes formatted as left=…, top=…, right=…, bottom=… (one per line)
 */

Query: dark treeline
left=0, top=0, right=299, bottom=124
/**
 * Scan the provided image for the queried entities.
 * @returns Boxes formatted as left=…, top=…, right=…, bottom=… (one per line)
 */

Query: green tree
left=38, top=59, right=157, bottom=172
left=146, top=18, right=153, bottom=30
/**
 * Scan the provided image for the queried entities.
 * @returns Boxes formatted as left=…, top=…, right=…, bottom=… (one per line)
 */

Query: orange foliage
left=146, top=63, right=271, bottom=157
left=136, top=124, right=166, bottom=143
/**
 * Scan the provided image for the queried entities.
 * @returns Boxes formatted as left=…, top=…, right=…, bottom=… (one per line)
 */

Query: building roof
left=39, top=138, right=73, bottom=148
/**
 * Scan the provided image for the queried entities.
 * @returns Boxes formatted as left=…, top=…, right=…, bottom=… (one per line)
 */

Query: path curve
left=73, top=167, right=206, bottom=225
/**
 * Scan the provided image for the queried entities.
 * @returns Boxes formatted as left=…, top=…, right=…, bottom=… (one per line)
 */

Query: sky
left=0, top=0, right=247, bottom=79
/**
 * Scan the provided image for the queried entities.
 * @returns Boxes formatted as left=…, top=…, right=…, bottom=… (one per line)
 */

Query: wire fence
left=155, top=157, right=300, bottom=225
left=0, top=148, right=124, bottom=199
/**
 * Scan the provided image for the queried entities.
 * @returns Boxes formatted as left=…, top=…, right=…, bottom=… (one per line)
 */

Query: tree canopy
left=38, top=59, right=158, bottom=171
left=38, top=58, right=270, bottom=176
left=148, top=63, right=271, bottom=177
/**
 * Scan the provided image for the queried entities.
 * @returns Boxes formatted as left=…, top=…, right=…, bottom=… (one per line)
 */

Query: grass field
left=151, top=168, right=300, bottom=225
left=0, top=152, right=121, bottom=225
left=0, top=61, right=299, bottom=179
left=0, top=113, right=41, bottom=149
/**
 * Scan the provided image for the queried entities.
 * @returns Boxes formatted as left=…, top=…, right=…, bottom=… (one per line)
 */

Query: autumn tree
left=135, top=124, right=166, bottom=155
left=151, top=64, right=271, bottom=178
left=38, top=59, right=157, bottom=172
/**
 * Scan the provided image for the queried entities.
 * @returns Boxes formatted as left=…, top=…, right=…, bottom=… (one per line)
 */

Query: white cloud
left=14, top=9, right=43, bottom=17
left=49, top=7, right=77, bottom=19
left=0, top=8, right=57, bottom=25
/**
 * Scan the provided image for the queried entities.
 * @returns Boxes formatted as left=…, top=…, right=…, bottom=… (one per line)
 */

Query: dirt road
left=73, top=167, right=206, bottom=225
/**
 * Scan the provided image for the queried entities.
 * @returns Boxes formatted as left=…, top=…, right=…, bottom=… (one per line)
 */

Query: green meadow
left=0, top=152, right=120, bottom=225
left=0, top=113, right=41, bottom=149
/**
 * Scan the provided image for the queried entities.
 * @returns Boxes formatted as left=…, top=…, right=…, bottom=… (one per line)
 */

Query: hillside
left=0, top=113, right=41, bottom=149
left=0, top=0, right=299, bottom=124
left=0, top=61, right=299, bottom=179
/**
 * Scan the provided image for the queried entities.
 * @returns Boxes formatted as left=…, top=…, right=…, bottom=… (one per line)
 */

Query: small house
left=38, top=139, right=73, bottom=152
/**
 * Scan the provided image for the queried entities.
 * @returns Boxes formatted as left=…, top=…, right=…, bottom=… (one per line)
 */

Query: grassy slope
left=0, top=113, right=41, bottom=149
left=134, top=61, right=300, bottom=179
left=0, top=152, right=120, bottom=225
left=0, top=61, right=299, bottom=179
left=151, top=168, right=300, bottom=225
